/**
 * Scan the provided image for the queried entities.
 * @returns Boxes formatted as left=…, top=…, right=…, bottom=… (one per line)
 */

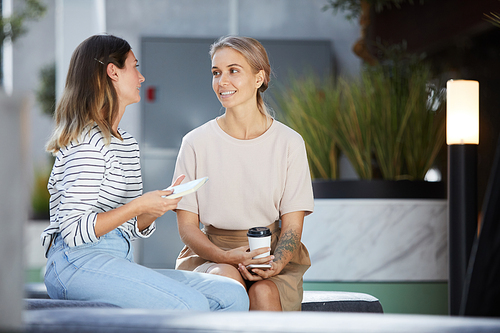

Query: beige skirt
left=175, top=221, right=311, bottom=311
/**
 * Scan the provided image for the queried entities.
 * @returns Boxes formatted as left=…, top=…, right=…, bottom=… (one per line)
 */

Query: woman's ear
left=107, top=63, right=119, bottom=81
left=256, top=70, right=265, bottom=89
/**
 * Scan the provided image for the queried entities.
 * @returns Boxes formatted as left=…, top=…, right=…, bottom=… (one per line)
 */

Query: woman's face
left=113, top=50, right=145, bottom=108
left=211, top=47, right=263, bottom=111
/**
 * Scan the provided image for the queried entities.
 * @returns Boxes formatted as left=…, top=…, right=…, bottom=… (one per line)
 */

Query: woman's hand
left=137, top=175, right=185, bottom=216
left=95, top=176, right=186, bottom=237
left=223, top=246, right=273, bottom=267
left=234, top=246, right=279, bottom=281
left=237, top=211, right=306, bottom=281
left=137, top=190, right=181, bottom=218
left=237, top=260, right=282, bottom=281
left=135, top=174, right=185, bottom=231
left=95, top=189, right=181, bottom=237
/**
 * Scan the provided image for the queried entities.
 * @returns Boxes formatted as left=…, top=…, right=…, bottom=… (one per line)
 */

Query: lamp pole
left=446, top=79, right=479, bottom=315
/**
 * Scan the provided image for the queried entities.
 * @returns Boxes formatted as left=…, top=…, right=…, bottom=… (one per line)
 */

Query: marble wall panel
left=302, top=199, right=448, bottom=281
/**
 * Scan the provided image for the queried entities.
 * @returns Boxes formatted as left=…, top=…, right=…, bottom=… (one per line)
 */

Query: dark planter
left=312, top=180, right=446, bottom=199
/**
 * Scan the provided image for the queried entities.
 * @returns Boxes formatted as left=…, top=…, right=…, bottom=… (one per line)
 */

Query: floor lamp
left=446, top=79, right=479, bottom=315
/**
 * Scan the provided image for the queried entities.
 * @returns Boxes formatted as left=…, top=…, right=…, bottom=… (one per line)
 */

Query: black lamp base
left=448, top=144, right=478, bottom=315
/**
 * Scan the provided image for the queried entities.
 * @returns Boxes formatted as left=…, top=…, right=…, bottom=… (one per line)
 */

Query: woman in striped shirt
left=40, top=34, right=249, bottom=311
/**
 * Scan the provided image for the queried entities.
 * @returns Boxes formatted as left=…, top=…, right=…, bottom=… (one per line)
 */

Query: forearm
left=95, top=186, right=183, bottom=238
left=136, top=214, right=158, bottom=232
left=177, top=210, right=228, bottom=263
left=95, top=199, right=142, bottom=238
left=273, top=211, right=305, bottom=270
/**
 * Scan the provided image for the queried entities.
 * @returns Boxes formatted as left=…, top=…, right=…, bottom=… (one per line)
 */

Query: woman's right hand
left=137, top=174, right=185, bottom=218
left=224, top=245, right=273, bottom=267
left=96, top=175, right=186, bottom=237
left=137, top=190, right=182, bottom=218
left=95, top=190, right=180, bottom=237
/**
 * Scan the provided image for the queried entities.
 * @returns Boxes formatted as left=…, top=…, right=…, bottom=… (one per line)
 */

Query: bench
left=25, top=283, right=384, bottom=313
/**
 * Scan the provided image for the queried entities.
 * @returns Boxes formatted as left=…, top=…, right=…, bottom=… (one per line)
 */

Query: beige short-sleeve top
left=173, top=119, right=314, bottom=230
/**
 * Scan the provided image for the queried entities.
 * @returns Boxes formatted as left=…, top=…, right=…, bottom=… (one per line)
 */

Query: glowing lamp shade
left=446, top=80, right=479, bottom=145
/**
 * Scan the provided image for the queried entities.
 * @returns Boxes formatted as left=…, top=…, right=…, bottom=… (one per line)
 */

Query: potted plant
left=277, top=43, right=446, bottom=195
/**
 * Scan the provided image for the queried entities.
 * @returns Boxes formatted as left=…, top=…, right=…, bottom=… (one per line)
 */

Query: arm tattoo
left=274, top=228, right=300, bottom=265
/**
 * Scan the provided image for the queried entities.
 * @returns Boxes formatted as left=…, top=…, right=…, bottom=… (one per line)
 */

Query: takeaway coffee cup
left=247, top=227, right=272, bottom=259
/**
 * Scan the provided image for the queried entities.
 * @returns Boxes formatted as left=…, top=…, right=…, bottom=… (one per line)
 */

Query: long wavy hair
left=46, top=34, right=131, bottom=154
left=209, top=36, right=273, bottom=118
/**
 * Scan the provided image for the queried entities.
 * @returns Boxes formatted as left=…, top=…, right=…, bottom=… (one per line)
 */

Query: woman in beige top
left=173, top=36, right=314, bottom=311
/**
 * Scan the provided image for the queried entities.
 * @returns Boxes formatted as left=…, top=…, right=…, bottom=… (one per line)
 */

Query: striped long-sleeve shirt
left=41, top=124, right=155, bottom=257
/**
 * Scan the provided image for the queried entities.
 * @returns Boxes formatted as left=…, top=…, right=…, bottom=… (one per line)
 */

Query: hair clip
left=94, top=58, right=105, bottom=65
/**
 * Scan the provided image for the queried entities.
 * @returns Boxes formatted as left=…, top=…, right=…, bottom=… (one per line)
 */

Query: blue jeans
left=44, top=229, right=249, bottom=311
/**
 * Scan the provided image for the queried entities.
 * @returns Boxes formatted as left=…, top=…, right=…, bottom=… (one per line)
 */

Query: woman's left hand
left=237, top=211, right=306, bottom=281
left=237, top=261, right=282, bottom=281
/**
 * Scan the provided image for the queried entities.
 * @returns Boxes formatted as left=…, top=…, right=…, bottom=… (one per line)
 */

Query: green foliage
left=368, top=42, right=445, bottom=180
left=31, top=165, right=50, bottom=220
left=0, top=0, right=46, bottom=82
left=275, top=74, right=339, bottom=180
left=402, top=79, right=445, bottom=180
left=275, top=45, right=445, bottom=181
left=485, top=11, right=500, bottom=28
left=323, top=0, right=424, bottom=21
left=322, top=0, right=365, bottom=21
left=330, top=76, right=373, bottom=179
left=0, top=0, right=47, bottom=42
left=363, top=61, right=445, bottom=180
left=36, top=62, right=56, bottom=116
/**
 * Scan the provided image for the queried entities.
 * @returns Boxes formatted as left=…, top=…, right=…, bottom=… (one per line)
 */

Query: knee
left=207, top=264, right=245, bottom=287
left=220, top=279, right=250, bottom=311
left=248, top=280, right=278, bottom=302
left=248, top=280, right=276, bottom=297
left=200, top=272, right=249, bottom=311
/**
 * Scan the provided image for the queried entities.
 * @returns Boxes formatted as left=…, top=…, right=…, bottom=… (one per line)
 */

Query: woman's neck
left=217, top=107, right=272, bottom=140
left=112, top=105, right=126, bottom=132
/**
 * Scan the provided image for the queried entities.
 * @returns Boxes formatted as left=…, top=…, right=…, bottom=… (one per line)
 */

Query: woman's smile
left=220, top=90, right=236, bottom=97
left=211, top=47, right=260, bottom=111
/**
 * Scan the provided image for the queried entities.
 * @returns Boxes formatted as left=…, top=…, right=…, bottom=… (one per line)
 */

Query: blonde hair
left=46, top=34, right=131, bottom=154
left=210, top=36, right=273, bottom=118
